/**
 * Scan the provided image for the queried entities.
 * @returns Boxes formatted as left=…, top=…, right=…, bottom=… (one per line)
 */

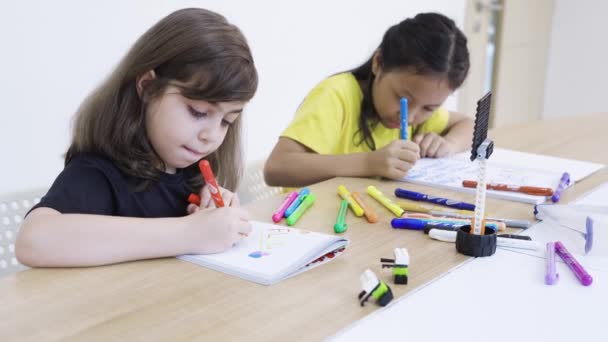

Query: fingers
left=186, top=203, right=200, bottom=214
left=417, top=133, right=441, bottom=157
left=220, top=189, right=241, bottom=207
left=434, top=143, right=452, bottom=158
left=425, top=137, right=443, bottom=158
left=199, top=185, right=214, bottom=208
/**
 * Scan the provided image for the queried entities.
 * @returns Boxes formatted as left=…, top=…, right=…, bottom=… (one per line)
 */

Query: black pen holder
left=455, top=225, right=497, bottom=257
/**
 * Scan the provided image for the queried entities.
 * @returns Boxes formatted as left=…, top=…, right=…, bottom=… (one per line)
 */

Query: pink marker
left=272, top=191, right=299, bottom=223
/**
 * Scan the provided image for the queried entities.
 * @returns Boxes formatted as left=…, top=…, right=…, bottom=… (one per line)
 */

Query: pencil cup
left=455, top=225, right=497, bottom=257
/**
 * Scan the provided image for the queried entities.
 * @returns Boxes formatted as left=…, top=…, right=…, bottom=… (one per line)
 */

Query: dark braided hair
left=351, top=13, right=469, bottom=150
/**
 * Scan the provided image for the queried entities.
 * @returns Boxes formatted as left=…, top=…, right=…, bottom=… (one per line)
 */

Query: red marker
left=199, top=160, right=225, bottom=207
left=462, top=180, right=554, bottom=196
left=188, top=193, right=201, bottom=206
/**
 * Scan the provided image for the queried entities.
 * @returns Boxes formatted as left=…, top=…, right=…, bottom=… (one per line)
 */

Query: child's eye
left=221, top=120, right=233, bottom=127
left=188, top=106, right=207, bottom=118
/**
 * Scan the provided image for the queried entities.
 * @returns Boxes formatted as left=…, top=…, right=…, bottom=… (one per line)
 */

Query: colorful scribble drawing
left=248, top=227, right=292, bottom=258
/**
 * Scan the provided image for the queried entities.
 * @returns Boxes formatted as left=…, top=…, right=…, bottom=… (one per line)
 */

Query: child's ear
left=136, top=70, right=157, bottom=98
left=371, top=49, right=382, bottom=76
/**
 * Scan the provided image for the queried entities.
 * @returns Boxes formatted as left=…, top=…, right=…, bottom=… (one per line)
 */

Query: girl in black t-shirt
left=16, top=8, right=257, bottom=267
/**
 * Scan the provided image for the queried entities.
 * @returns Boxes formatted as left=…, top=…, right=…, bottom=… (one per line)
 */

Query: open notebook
left=402, top=148, right=604, bottom=204
left=178, top=221, right=349, bottom=285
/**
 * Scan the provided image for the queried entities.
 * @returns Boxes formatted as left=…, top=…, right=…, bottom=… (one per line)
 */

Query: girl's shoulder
left=318, top=72, right=359, bottom=91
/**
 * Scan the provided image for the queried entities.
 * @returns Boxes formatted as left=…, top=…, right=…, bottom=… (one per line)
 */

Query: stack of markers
left=333, top=185, right=378, bottom=233
left=272, top=188, right=315, bottom=226
left=390, top=187, right=531, bottom=233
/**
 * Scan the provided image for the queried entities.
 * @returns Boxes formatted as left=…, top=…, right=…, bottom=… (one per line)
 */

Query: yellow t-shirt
left=281, top=73, right=450, bottom=154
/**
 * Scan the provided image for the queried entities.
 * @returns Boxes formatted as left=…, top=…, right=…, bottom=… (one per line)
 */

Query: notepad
left=178, top=221, right=349, bottom=285
left=401, top=148, right=604, bottom=204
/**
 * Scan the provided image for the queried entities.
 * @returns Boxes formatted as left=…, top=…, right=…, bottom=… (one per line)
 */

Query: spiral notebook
left=178, top=221, right=349, bottom=285
left=401, top=148, right=604, bottom=204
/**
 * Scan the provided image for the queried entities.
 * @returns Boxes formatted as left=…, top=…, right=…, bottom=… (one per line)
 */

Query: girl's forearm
left=444, top=117, right=475, bottom=152
left=16, top=211, right=188, bottom=267
left=265, top=151, right=374, bottom=187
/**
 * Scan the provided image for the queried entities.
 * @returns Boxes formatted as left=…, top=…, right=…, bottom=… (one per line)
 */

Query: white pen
left=428, top=229, right=541, bottom=251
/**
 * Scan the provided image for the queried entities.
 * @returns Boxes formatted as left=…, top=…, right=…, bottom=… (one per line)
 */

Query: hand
left=368, top=140, right=420, bottom=180
left=182, top=207, right=252, bottom=254
left=187, top=184, right=240, bottom=214
left=413, top=132, right=456, bottom=158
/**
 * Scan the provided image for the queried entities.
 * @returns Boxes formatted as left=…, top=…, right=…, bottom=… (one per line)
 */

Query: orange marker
left=462, top=180, right=554, bottom=196
left=199, top=160, right=225, bottom=207
left=351, top=192, right=378, bottom=223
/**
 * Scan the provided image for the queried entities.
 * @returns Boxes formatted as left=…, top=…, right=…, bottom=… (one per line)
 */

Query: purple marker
left=554, top=241, right=593, bottom=286
left=545, top=242, right=559, bottom=285
left=551, top=172, right=570, bottom=203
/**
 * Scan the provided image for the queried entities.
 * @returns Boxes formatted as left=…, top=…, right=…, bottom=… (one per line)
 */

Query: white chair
left=237, top=160, right=283, bottom=205
left=0, top=189, right=46, bottom=277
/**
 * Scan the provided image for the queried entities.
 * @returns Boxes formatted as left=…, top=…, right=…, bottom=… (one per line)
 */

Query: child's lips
left=184, top=146, right=205, bottom=157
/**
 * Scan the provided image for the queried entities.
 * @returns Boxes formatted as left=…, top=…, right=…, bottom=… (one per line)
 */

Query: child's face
left=145, top=85, right=245, bottom=173
left=371, top=69, right=453, bottom=129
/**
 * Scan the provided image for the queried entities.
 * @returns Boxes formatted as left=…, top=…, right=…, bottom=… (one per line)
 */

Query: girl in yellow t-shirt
left=265, top=13, right=474, bottom=187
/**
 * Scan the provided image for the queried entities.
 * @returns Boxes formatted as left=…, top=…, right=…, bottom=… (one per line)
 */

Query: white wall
left=543, top=0, right=608, bottom=118
left=0, top=0, right=465, bottom=194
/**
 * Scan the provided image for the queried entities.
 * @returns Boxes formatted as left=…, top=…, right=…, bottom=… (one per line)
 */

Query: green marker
left=286, top=194, right=316, bottom=226
left=334, top=199, right=349, bottom=233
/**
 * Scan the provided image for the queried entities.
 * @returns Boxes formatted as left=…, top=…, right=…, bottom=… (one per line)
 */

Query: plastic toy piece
left=358, top=269, right=393, bottom=307
left=381, top=248, right=410, bottom=284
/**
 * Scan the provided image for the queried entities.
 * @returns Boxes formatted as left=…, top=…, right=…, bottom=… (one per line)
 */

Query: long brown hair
left=67, top=8, right=258, bottom=192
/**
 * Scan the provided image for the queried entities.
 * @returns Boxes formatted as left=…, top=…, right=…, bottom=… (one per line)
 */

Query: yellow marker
left=397, top=199, right=474, bottom=216
left=338, top=185, right=364, bottom=217
left=367, top=186, right=404, bottom=217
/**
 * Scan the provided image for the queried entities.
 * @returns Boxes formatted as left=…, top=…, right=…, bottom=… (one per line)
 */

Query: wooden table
left=1, top=113, right=606, bottom=341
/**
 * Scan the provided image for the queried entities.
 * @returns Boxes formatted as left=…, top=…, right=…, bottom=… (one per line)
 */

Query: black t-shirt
left=32, top=154, right=191, bottom=217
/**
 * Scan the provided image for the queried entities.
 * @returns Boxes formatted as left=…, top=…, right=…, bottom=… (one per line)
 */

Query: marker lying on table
left=367, top=186, right=404, bottom=217
left=272, top=191, right=299, bottom=223
left=554, top=241, right=593, bottom=286
left=284, top=188, right=310, bottom=217
left=428, top=229, right=542, bottom=251
left=397, top=199, right=529, bottom=228
left=351, top=192, right=378, bottom=223
left=551, top=172, right=570, bottom=203
left=545, top=242, right=559, bottom=285
left=286, top=194, right=316, bottom=226
left=334, top=199, right=349, bottom=233
left=395, top=188, right=475, bottom=211
left=338, top=185, right=364, bottom=217
left=403, top=212, right=507, bottom=230
left=462, top=180, right=554, bottom=196
left=391, top=217, right=503, bottom=233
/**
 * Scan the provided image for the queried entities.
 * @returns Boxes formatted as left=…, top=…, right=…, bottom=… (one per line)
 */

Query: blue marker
left=284, top=188, right=310, bottom=217
left=395, top=188, right=476, bottom=211
left=400, top=97, right=408, bottom=140
left=392, top=218, right=463, bottom=231
left=391, top=218, right=498, bottom=233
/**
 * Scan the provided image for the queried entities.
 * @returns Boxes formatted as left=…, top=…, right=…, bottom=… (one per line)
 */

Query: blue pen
left=551, top=172, right=570, bottom=203
left=400, top=98, right=408, bottom=140
left=284, top=187, right=310, bottom=217
left=394, top=188, right=475, bottom=211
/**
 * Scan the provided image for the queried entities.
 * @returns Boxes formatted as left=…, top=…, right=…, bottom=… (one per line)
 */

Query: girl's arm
left=16, top=206, right=251, bottom=267
left=442, top=111, right=475, bottom=152
left=264, top=137, right=420, bottom=187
